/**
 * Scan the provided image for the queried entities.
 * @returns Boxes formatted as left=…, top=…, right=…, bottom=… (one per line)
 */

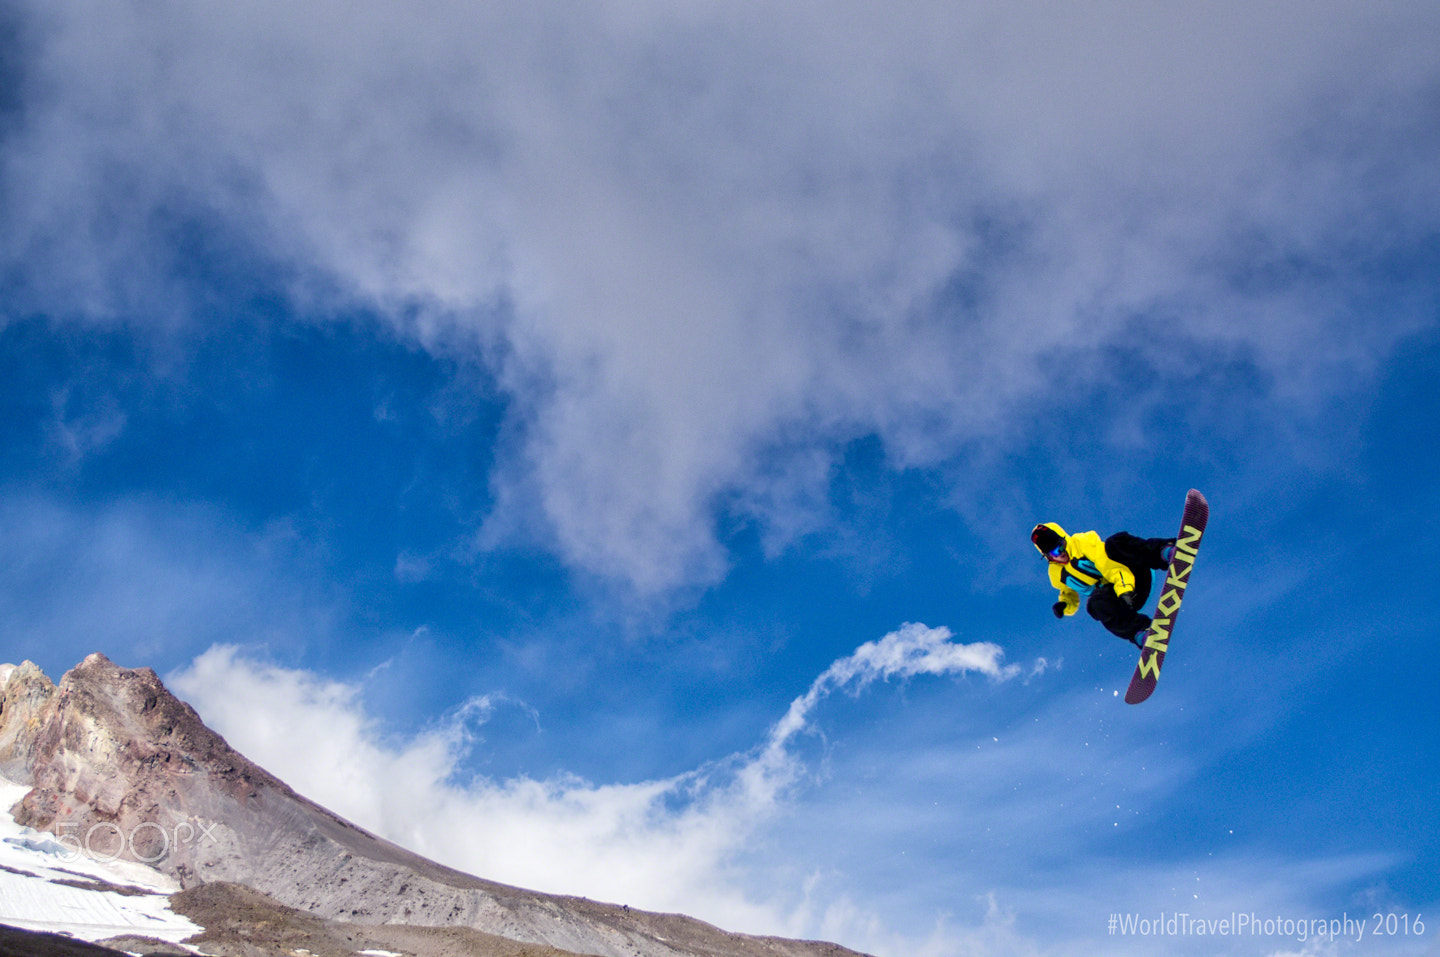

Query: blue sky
left=1, top=1, right=1438, bottom=954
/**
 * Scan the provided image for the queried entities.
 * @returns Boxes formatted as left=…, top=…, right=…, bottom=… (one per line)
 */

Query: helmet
left=1030, top=523, right=1067, bottom=558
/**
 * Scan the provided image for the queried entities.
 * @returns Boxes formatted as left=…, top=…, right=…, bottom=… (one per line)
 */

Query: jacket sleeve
left=1073, top=531, right=1137, bottom=596
left=1096, top=545, right=1136, bottom=595
left=1049, top=566, right=1081, bottom=615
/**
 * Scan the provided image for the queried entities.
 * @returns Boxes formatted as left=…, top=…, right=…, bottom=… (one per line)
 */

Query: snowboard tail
left=1124, top=489, right=1209, bottom=705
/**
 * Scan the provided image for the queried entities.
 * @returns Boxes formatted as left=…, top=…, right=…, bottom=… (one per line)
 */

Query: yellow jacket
left=1033, top=522, right=1137, bottom=616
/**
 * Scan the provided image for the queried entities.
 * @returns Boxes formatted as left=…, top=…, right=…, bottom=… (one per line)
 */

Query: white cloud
left=4, top=0, right=1437, bottom=594
left=165, top=632, right=1404, bottom=957
left=766, top=623, right=1014, bottom=762
left=168, top=624, right=1019, bottom=942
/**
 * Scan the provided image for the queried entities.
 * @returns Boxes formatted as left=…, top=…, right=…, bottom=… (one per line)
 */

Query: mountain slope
left=0, top=655, right=869, bottom=957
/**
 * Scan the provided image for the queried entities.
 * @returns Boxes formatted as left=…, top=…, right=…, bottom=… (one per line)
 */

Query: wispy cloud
left=168, top=624, right=1020, bottom=941
left=3, top=0, right=1434, bottom=596
left=0, top=495, right=337, bottom=674
left=766, top=623, right=1014, bottom=760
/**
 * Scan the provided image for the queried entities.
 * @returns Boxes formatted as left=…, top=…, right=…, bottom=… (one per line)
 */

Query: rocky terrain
left=0, top=655, right=871, bottom=957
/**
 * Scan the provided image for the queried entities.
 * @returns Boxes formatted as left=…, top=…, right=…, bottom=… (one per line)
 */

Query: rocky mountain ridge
left=0, top=655, right=871, bottom=957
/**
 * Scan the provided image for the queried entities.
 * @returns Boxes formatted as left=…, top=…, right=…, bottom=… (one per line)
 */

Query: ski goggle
left=1045, top=543, right=1067, bottom=561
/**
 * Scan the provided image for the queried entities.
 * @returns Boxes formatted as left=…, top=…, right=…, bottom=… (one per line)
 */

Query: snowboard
left=1124, top=489, right=1209, bottom=705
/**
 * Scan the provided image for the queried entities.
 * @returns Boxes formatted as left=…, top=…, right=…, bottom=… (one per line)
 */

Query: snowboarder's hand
left=1052, top=601, right=1066, bottom=618
left=1119, top=590, right=1138, bottom=609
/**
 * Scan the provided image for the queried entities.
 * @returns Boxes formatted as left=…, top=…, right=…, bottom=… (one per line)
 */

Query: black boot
left=1129, top=615, right=1153, bottom=648
left=1130, top=629, right=1146, bottom=649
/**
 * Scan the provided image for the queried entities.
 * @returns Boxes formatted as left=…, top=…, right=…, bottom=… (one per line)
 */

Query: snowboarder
left=1030, top=522, right=1176, bottom=647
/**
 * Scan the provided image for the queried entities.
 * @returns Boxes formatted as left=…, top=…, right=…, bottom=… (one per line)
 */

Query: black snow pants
left=1087, top=532, right=1173, bottom=642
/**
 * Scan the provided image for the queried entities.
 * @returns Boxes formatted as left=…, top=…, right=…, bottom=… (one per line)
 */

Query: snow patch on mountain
left=0, top=774, right=201, bottom=945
